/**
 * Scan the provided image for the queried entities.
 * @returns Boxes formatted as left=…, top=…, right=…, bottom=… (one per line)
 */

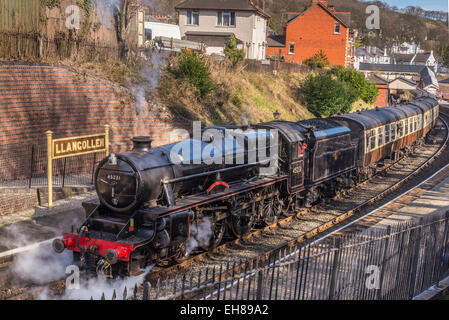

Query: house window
left=289, top=43, right=295, bottom=55
left=187, top=10, right=199, bottom=25
left=218, top=11, right=236, bottom=26
left=334, top=22, right=340, bottom=34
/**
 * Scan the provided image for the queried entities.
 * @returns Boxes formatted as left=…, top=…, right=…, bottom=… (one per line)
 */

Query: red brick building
left=366, top=74, right=390, bottom=107
left=266, top=0, right=355, bottom=67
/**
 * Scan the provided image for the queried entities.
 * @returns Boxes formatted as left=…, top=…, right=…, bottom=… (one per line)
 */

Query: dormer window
left=187, top=10, right=199, bottom=25
left=217, top=11, right=236, bottom=27
left=334, top=22, right=340, bottom=34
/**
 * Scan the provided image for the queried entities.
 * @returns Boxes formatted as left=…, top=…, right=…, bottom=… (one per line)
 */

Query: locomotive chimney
left=132, top=136, right=153, bottom=152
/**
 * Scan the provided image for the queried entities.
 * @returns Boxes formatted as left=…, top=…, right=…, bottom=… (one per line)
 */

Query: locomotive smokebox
left=132, top=136, right=152, bottom=152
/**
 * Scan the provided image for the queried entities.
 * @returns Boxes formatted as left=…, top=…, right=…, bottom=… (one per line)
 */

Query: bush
left=170, top=50, right=215, bottom=98
left=304, top=50, right=330, bottom=69
left=300, top=73, right=357, bottom=117
left=328, top=66, right=378, bottom=103
left=224, top=35, right=245, bottom=66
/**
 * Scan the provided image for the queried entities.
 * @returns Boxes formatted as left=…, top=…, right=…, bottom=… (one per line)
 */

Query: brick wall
left=0, top=62, right=186, bottom=217
left=374, top=84, right=389, bottom=107
left=0, top=62, right=184, bottom=151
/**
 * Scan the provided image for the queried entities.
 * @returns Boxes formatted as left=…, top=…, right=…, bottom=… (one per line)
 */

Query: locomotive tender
left=53, top=95, right=440, bottom=277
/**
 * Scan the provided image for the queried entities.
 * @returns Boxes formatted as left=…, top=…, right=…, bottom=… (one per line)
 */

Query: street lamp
left=273, top=110, right=281, bottom=120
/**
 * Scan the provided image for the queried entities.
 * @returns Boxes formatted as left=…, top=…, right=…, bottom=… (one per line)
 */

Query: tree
left=224, top=35, right=245, bottom=66
left=328, top=66, right=378, bottom=103
left=303, top=50, right=329, bottom=69
left=169, top=50, right=215, bottom=98
left=300, top=73, right=357, bottom=118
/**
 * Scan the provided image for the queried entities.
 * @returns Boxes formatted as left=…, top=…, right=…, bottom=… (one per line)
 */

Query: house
left=391, top=42, right=424, bottom=55
left=175, top=0, right=270, bottom=60
left=388, top=77, right=417, bottom=93
left=366, top=74, right=389, bottom=107
left=419, top=67, right=439, bottom=95
left=358, top=63, right=426, bottom=82
left=392, top=51, right=437, bottom=73
left=354, top=46, right=391, bottom=69
left=413, top=52, right=437, bottom=72
left=266, top=0, right=355, bottom=67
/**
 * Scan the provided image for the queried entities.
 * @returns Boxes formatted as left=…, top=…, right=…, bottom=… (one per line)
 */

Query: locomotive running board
left=141, top=176, right=288, bottom=219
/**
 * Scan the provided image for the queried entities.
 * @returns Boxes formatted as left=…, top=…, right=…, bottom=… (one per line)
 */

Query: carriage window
left=370, top=130, right=376, bottom=150
left=391, top=123, right=396, bottom=141
left=409, top=118, right=413, bottom=133
left=385, top=124, right=390, bottom=143
left=405, top=119, right=409, bottom=135
left=378, top=127, right=383, bottom=147
left=414, top=117, right=417, bottom=131
left=398, top=121, right=404, bottom=137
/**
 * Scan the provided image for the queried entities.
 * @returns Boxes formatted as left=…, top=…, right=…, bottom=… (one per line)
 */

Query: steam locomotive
left=53, top=95, right=440, bottom=277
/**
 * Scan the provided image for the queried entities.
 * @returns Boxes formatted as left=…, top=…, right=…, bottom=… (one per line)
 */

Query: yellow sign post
left=46, top=125, right=109, bottom=207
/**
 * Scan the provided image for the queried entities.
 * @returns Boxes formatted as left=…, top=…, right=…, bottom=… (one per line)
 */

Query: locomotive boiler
left=53, top=94, right=440, bottom=277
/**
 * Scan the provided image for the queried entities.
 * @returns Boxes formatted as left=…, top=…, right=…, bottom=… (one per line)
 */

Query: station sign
left=45, top=125, right=109, bottom=207
left=52, top=133, right=107, bottom=159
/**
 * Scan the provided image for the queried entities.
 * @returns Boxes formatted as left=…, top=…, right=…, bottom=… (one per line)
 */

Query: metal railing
left=0, top=142, right=104, bottom=188
left=97, top=211, right=449, bottom=300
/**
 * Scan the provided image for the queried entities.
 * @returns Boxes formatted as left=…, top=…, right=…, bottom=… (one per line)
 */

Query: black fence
left=97, top=212, right=449, bottom=300
left=0, top=142, right=105, bottom=188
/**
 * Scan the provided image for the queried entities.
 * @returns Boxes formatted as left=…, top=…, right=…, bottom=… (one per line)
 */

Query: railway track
left=143, top=114, right=449, bottom=300
left=1, top=114, right=448, bottom=300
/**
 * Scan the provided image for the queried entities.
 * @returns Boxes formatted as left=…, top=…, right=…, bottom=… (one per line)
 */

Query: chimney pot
left=132, top=136, right=153, bottom=152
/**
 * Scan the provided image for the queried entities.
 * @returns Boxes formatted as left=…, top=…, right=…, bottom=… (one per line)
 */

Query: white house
left=175, top=0, right=270, bottom=60
left=355, top=46, right=391, bottom=69
left=391, top=42, right=424, bottom=55
left=144, top=17, right=181, bottom=42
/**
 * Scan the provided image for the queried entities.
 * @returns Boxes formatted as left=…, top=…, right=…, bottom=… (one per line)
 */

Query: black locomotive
left=53, top=94, right=440, bottom=277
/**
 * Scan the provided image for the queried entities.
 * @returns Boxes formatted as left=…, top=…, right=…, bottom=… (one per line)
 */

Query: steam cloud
left=186, top=218, right=214, bottom=254
left=39, top=265, right=155, bottom=300
left=10, top=244, right=73, bottom=285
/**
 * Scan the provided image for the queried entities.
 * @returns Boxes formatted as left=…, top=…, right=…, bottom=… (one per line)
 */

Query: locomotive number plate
left=107, top=175, right=121, bottom=181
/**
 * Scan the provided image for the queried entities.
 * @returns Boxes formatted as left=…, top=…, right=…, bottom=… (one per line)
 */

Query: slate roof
left=335, top=12, right=351, bottom=27
left=420, top=67, right=439, bottom=88
left=414, top=52, right=432, bottom=63
left=267, top=34, right=286, bottom=47
left=366, top=74, right=388, bottom=85
left=359, top=63, right=426, bottom=73
left=392, top=54, right=414, bottom=63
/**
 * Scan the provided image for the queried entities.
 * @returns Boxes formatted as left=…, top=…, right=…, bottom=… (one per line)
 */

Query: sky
left=366, top=0, right=448, bottom=12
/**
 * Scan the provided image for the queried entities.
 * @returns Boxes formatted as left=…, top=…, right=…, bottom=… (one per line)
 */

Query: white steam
left=40, top=265, right=155, bottom=300
left=186, top=218, right=214, bottom=254
left=10, top=244, right=73, bottom=285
